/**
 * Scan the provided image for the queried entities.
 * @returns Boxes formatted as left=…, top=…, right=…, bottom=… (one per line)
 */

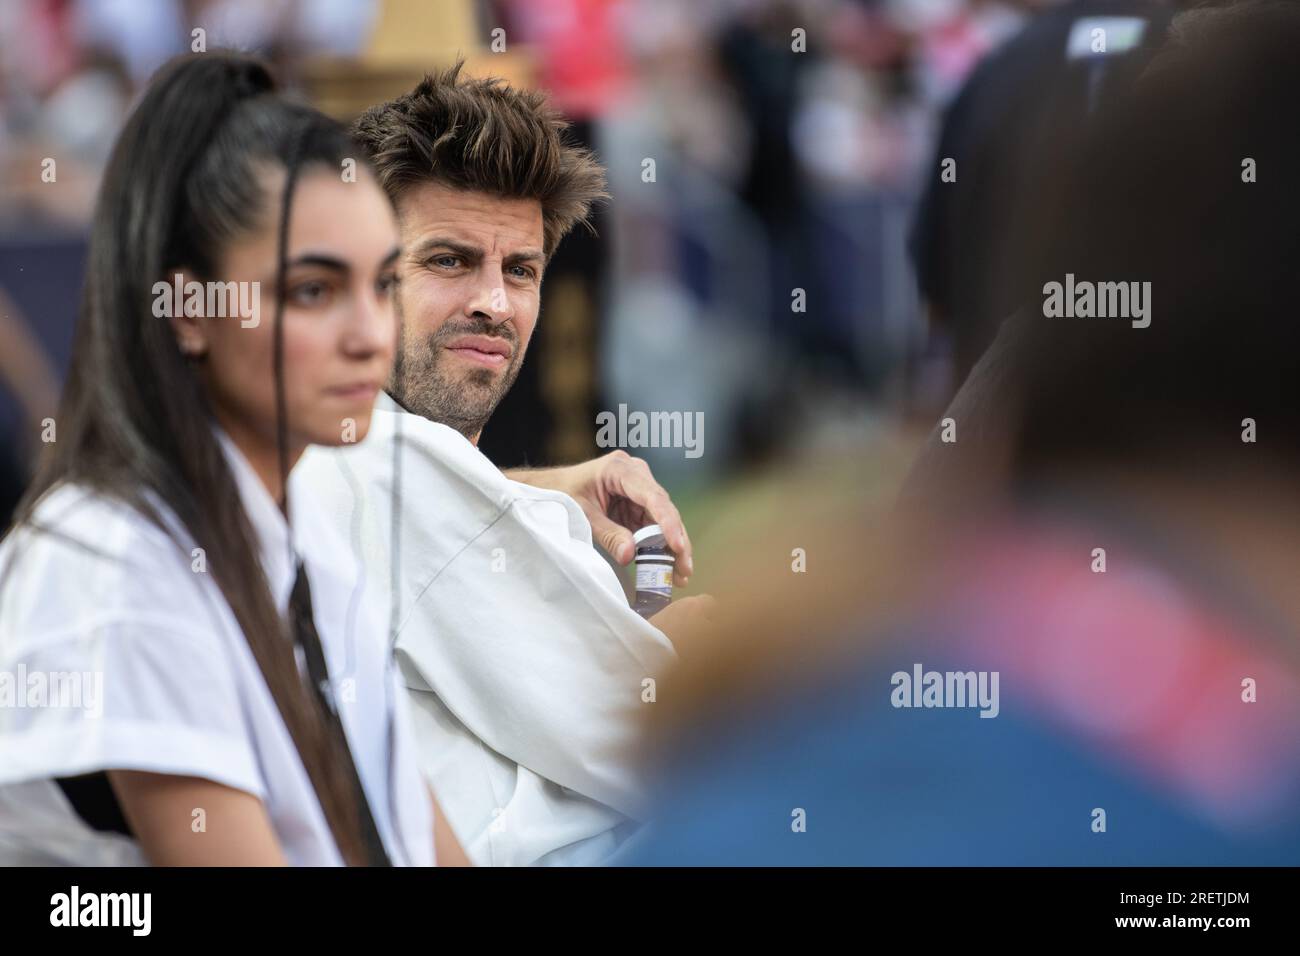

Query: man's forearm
left=501, top=465, right=555, bottom=485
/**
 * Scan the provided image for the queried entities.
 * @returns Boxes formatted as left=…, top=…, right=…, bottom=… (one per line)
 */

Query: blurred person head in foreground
left=624, top=0, right=1300, bottom=865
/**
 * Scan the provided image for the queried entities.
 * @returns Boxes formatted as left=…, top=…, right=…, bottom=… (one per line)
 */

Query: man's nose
left=465, top=264, right=512, bottom=326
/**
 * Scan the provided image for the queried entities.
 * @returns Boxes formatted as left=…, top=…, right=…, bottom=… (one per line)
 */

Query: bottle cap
left=632, top=524, right=664, bottom=545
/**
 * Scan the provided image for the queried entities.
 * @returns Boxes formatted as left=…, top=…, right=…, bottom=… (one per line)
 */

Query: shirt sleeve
left=396, top=492, right=677, bottom=820
left=0, top=616, right=265, bottom=799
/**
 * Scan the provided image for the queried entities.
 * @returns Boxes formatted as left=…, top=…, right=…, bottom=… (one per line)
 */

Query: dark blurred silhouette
left=628, top=0, right=1300, bottom=865
left=911, top=0, right=1174, bottom=387
left=0, top=285, right=59, bottom=526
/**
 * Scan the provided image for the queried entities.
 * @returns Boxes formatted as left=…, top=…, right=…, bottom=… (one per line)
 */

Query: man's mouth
left=444, top=335, right=512, bottom=369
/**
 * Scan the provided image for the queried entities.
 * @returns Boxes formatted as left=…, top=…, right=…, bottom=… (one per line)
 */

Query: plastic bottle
left=632, top=524, right=674, bottom=618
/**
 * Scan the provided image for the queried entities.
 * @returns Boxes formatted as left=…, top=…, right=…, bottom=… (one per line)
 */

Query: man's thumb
left=593, top=516, right=634, bottom=564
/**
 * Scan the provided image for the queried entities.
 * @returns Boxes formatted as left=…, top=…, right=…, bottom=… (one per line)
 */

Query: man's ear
left=158, top=267, right=208, bottom=359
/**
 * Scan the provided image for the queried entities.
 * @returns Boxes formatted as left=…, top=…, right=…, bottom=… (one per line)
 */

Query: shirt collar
left=378, top=390, right=481, bottom=455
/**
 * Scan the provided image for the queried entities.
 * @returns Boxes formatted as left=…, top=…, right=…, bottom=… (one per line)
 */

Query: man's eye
left=508, top=265, right=535, bottom=280
left=430, top=255, right=461, bottom=270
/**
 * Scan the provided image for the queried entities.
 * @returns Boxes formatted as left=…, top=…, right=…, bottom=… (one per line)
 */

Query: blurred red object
left=941, top=516, right=1300, bottom=833
left=504, top=0, right=631, bottom=119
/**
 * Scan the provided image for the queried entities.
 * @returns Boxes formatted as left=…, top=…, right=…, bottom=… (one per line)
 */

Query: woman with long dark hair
left=0, top=51, right=466, bottom=865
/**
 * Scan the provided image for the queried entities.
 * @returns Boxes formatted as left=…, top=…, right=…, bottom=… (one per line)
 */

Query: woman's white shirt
left=0, top=431, right=433, bottom=865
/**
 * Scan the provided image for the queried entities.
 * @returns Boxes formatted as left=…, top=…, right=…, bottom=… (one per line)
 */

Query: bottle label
left=636, top=563, right=673, bottom=597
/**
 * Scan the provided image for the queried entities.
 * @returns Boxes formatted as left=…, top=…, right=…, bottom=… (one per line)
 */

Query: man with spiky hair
left=299, top=64, right=716, bottom=866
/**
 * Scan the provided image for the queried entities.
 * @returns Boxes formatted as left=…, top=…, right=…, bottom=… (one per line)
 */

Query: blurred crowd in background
left=0, top=0, right=1045, bottom=520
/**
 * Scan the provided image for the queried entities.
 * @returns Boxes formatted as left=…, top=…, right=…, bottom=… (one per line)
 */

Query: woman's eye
left=377, top=272, right=400, bottom=296
left=288, top=279, right=332, bottom=307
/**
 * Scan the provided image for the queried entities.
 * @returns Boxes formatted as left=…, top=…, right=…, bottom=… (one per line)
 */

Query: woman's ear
left=157, top=268, right=209, bottom=359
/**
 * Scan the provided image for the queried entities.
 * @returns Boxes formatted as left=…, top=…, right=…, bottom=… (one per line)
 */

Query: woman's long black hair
left=6, top=52, right=379, bottom=864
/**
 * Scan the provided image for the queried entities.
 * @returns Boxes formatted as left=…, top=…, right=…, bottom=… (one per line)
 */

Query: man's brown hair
left=353, top=61, right=608, bottom=255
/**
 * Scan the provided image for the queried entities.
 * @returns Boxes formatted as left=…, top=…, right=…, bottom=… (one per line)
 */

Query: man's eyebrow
left=409, top=236, right=545, bottom=266
left=410, top=236, right=482, bottom=260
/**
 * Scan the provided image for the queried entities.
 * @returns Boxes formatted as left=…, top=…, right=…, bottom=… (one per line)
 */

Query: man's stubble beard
left=387, top=296, right=526, bottom=440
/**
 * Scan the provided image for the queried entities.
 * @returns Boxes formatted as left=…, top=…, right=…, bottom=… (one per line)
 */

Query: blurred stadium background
left=0, top=0, right=1049, bottom=589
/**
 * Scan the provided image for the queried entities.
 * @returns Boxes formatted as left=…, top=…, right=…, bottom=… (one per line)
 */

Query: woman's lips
left=326, top=383, right=380, bottom=401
